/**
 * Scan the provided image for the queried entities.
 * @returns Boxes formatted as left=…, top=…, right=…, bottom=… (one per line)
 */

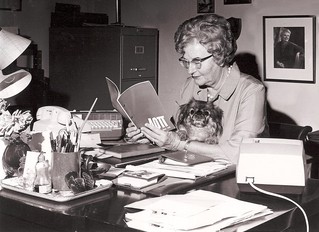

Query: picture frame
left=197, top=0, right=215, bottom=13
left=224, top=0, right=251, bottom=4
left=263, top=15, right=316, bottom=83
left=0, top=0, right=21, bottom=11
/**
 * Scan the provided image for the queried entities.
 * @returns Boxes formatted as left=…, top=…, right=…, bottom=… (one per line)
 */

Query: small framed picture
left=224, top=0, right=251, bottom=4
left=263, top=15, right=316, bottom=83
left=197, top=0, right=215, bottom=13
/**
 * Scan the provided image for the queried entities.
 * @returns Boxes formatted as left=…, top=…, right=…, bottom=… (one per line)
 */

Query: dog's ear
left=213, top=107, right=224, bottom=136
left=206, top=101, right=223, bottom=136
left=177, top=102, right=189, bottom=127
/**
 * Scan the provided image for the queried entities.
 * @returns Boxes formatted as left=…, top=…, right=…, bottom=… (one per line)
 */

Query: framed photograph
left=224, top=0, right=251, bottom=4
left=0, top=0, right=21, bottom=11
left=263, top=15, right=316, bottom=83
left=197, top=0, right=215, bottom=13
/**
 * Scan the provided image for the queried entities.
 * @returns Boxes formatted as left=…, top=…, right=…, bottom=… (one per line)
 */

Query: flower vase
left=1, top=138, right=30, bottom=179
left=0, top=138, right=9, bottom=180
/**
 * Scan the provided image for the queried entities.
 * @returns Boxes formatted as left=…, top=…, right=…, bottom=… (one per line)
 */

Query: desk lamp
left=0, top=27, right=32, bottom=99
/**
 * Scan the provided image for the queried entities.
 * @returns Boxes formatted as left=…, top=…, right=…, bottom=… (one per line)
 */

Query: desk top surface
left=1, top=171, right=319, bottom=231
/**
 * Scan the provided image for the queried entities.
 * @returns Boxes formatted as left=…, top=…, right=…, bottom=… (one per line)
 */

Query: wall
left=1, top=0, right=319, bottom=130
left=216, top=0, right=319, bottom=130
left=121, top=0, right=319, bottom=130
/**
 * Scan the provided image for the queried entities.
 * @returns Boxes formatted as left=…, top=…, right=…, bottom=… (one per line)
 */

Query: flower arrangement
left=0, top=99, right=33, bottom=141
left=0, top=99, right=33, bottom=178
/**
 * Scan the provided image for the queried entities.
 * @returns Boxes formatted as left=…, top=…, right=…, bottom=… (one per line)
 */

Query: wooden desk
left=1, top=173, right=319, bottom=231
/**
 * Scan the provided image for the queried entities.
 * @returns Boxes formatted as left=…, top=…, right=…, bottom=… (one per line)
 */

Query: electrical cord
left=248, top=182, right=309, bottom=232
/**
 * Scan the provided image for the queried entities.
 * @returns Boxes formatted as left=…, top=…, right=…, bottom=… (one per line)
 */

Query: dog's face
left=177, top=98, right=223, bottom=144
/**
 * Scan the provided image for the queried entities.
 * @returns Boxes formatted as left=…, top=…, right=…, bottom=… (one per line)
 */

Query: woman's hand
left=124, top=122, right=149, bottom=143
left=141, top=123, right=184, bottom=150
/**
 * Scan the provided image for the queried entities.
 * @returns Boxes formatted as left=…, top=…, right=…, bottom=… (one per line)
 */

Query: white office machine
left=32, top=106, right=124, bottom=140
left=237, top=138, right=306, bottom=194
left=32, top=106, right=72, bottom=138
left=71, top=110, right=123, bottom=141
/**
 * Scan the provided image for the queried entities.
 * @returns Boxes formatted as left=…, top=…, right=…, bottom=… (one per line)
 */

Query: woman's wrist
left=183, top=140, right=191, bottom=151
left=176, top=140, right=187, bottom=151
left=175, top=140, right=191, bottom=151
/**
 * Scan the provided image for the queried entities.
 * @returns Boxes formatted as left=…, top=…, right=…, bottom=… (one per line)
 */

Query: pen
left=75, top=98, right=98, bottom=152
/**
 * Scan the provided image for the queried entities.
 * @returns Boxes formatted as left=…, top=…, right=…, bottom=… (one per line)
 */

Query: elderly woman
left=126, top=14, right=268, bottom=164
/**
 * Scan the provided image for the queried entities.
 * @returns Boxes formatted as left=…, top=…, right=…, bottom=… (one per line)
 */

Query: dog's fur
left=176, top=98, right=223, bottom=144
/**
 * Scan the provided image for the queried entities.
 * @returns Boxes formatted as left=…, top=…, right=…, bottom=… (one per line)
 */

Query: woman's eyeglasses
left=178, top=54, right=214, bottom=69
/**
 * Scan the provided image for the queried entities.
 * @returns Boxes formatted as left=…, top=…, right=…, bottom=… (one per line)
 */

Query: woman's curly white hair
left=174, top=14, right=237, bottom=66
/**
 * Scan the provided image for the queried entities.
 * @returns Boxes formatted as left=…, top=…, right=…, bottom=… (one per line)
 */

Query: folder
left=159, top=150, right=214, bottom=166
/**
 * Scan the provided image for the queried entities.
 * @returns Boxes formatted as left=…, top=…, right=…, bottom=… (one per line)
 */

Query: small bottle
left=34, top=153, right=52, bottom=194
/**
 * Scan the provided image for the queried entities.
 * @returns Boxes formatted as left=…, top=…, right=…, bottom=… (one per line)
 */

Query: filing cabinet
left=49, top=26, right=158, bottom=111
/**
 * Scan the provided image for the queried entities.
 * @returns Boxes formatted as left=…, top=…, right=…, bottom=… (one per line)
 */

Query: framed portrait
left=197, top=0, right=215, bottom=13
left=0, top=0, right=21, bottom=11
left=224, top=0, right=251, bottom=4
left=263, top=15, right=316, bottom=83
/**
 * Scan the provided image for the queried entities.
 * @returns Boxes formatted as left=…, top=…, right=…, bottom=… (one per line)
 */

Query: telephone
left=32, top=106, right=72, bottom=137
left=36, top=106, right=71, bottom=125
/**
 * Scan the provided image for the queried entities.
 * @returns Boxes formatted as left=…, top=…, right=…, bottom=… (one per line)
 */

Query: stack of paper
left=124, top=190, right=272, bottom=231
left=125, top=160, right=229, bottom=180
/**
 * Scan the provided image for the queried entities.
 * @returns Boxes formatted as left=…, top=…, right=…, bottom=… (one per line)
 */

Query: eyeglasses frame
left=178, top=54, right=214, bottom=69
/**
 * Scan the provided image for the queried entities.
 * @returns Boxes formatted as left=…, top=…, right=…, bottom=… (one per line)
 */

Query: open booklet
left=105, top=77, right=175, bottom=130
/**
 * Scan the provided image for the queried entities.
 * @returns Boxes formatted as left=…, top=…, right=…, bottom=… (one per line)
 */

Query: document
left=124, top=190, right=272, bottom=231
left=125, top=160, right=228, bottom=180
left=105, top=77, right=175, bottom=130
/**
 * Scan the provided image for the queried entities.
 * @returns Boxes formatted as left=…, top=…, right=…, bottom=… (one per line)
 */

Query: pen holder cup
left=51, top=152, right=81, bottom=191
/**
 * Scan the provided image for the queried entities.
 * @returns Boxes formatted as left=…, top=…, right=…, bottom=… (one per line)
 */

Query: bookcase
left=49, top=26, right=158, bottom=111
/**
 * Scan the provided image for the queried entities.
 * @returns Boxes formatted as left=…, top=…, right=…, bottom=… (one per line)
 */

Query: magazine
left=105, top=77, right=175, bottom=130
left=116, top=169, right=165, bottom=189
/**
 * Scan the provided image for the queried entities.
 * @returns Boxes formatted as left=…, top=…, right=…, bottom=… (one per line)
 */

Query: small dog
left=176, top=98, right=223, bottom=144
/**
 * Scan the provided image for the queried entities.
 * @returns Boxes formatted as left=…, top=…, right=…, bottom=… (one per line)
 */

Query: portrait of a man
left=273, top=27, right=305, bottom=69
